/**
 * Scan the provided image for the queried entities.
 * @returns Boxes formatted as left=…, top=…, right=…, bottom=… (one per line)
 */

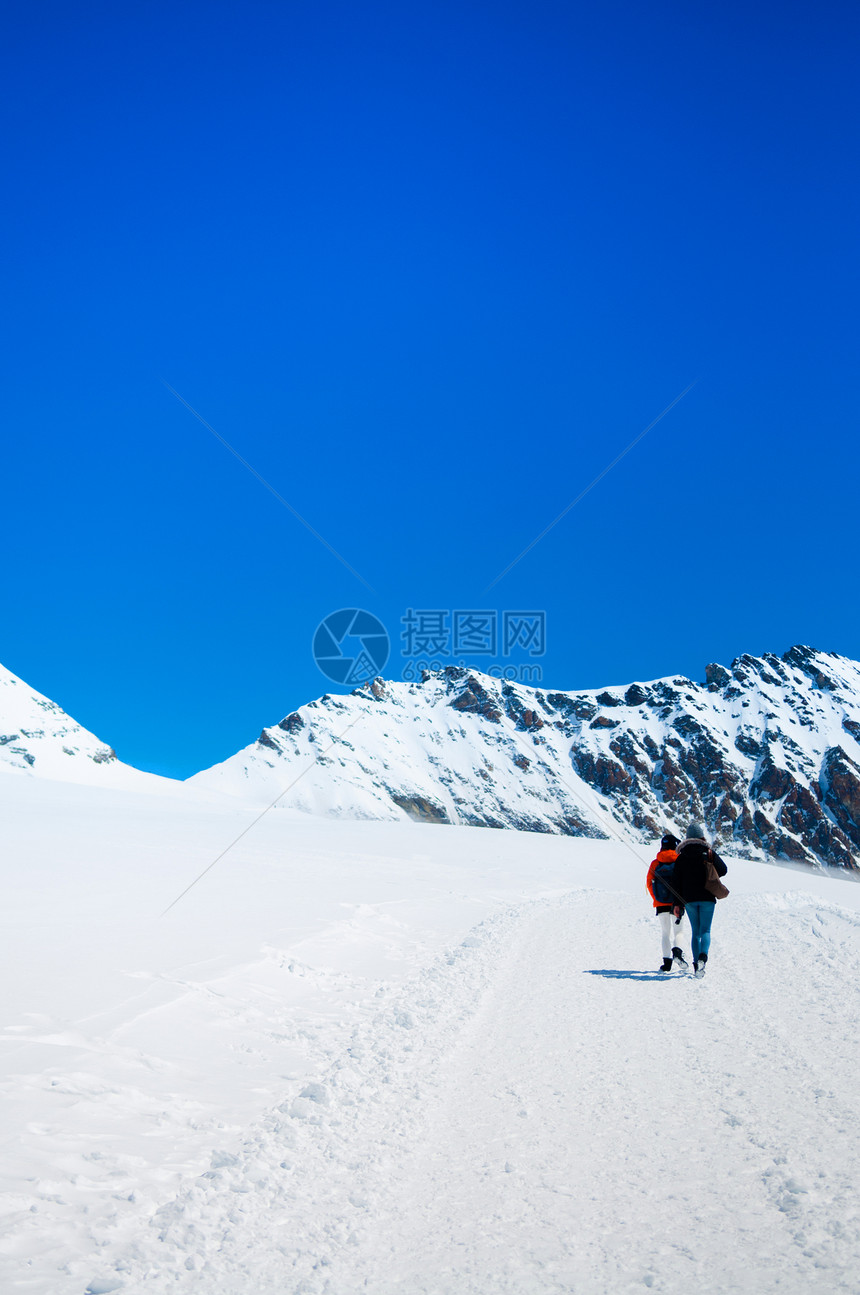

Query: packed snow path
left=111, top=888, right=860, bottom=1295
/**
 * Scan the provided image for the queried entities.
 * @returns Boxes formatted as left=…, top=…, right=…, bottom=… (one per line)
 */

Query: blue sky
left=2, top=0, right=858, bottom=778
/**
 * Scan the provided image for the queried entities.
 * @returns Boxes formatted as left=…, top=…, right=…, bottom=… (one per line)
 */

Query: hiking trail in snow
left=94, top=887, right=860, bottom=1295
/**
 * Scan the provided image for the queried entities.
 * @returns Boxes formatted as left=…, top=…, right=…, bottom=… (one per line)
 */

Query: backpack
left=653, top=862, right=685, bottom=907
left=703, top=851, right=730, bottom=900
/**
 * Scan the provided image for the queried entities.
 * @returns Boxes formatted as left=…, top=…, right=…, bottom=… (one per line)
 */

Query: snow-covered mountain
left=190, top=645, right=860, bottom=871
left=5, top=645, right=860, bottom=870
left=0, top=661, right=172, bottom=790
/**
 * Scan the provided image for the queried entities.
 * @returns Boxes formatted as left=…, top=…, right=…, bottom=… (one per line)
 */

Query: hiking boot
left=659, top=957, right=673, bottom=972
left=672, top=947, right=688, bottom=969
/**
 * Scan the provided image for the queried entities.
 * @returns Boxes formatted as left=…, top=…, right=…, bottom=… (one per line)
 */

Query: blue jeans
left=686, top=902, right=716, bottom=961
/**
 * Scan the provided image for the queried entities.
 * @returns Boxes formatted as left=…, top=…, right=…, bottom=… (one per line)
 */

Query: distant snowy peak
left=0, top=662, right=169, bottom=790
left=190, top=645, right=860, bottom=871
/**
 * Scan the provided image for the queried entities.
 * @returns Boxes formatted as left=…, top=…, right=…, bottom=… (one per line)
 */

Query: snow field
left=0, top=778, right=611, bottom=1292
left=87, top=894, right=860, bottom=1293
left=2, top=772, right=860, bottom=1293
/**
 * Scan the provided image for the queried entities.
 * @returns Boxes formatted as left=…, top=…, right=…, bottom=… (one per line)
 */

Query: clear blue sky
left=2, top=0, right=858, bottom=778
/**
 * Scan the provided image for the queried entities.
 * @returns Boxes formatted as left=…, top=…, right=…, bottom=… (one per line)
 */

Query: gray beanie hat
left=686, top=822, right=706, bottom=840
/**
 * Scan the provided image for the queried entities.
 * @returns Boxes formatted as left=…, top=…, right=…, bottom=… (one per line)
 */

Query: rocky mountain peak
left=191, top=644, right=860, bottom=872
left=0, top=662, right=118, bottom=778
left=0, top=662, right=172, bottom=791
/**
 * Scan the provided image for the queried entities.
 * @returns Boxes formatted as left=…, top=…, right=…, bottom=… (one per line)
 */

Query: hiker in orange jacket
left=647, top=832, right=688, bottom=972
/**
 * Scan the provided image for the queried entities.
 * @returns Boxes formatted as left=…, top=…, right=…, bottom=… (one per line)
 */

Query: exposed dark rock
left=650, top=681, right=682, bottom=713
left=734, top=731, right=762, bottom=759
left=596, top=691, right=622, bottom=707
left=279, top=712, right=305, bottom=734
left=842, top=718, right=860, bottom=743
left=732, top=803, right=757, bottom=844
left=507, top=815, right=554, bottom=834
left=450, top=677, right=503, bottom=723
left=782, top=644, right=818, bottom=670
left=609, top=733, right=651, bottom=778
left=590, top=716, right=619, bottom=730
left=389, top=793, right=450, bottom=824
left=545, top=693, right=599, bottom=721
left=572, top=698, right=599, bottom=720
left=797, top=815, right=856, bottom=869
left=257, top=730, right=282, bottom=753
left=672, top=713, right=709, bottom=742
left=764, top=729, right=812, bottom=769
left=731, top=654, right=759, bottom=680
left=501, top=687, right=546, bottom=732
left=631, top=807, right=662, bottom=837
left=705, top=663, right=731, bottom=690
left=749, top=752, right=795, bottom=803
left=820, top=747, right=860, bottom=849
left=752, top=808, right=811, bottom=862
left=671, top=725, right=734, bottom=815
left=715, top=794, right=739, bottom=837
left=624, top=684, right=651, bottom=706
left=554, top=812, right=608, bottom=839
left=781, top=644, right=838, bottom=691
left=91, top=747, right=116, bottom=764
left=457, top=808, right=508, bottom=830
left=573, top=750, right=632, bottom=795
left=443, top=666, right=468, bottom=683
left=762, top=653, right=789, bottom=682
left=648, top=743, right=708, bottom=826
left=779, top=782, right=829, bottom=839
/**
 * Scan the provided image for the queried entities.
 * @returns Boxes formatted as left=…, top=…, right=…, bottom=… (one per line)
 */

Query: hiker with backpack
left=670, top=823, right=729, bottom=977
left=646, top=832, right=689, bottom=973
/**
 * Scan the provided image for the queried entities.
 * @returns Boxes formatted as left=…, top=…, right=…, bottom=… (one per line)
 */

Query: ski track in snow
left=64, top=890, right=860, bottom=1295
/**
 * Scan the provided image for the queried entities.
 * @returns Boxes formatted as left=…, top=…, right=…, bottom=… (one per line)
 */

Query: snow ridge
left=0, top=661, right=119, bottom=778
left=190, top=646, right=860, bottom=871
left=0, top=663, right=174, bottom=791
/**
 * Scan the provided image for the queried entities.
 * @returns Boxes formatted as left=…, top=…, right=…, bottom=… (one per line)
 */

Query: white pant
left=658, top=910, right=685, bottom=958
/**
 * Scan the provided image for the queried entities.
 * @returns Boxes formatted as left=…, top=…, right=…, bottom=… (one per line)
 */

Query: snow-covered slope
left=2, top=773, right=860, bottom=1294
left=0, top=661, right=175, bottom=790
left=190, top=646, right=860, bottom=870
